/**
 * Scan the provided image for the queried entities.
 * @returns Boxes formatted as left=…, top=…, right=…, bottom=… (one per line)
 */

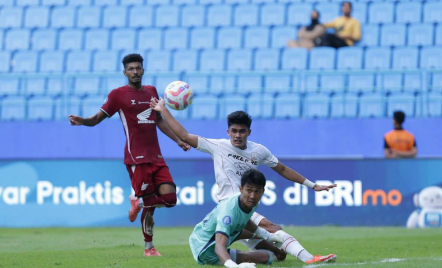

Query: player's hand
left=238, top=263, right=256, bottom=268
left=268, top=230, right=285, bottom=243
left=178, top=140, right=191, bottom=151
left=150, top=97, right=166, bottom=113
left=313, top=184, right=337, bottom=192
left=68, top=115, right=84, bottom=126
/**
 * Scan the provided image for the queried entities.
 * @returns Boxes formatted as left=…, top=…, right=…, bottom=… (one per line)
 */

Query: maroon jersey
left=101, top=85, right=165, bottom=165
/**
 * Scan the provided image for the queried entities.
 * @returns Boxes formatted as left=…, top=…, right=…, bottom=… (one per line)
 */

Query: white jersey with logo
left=196, top=137, right=278, bottom=202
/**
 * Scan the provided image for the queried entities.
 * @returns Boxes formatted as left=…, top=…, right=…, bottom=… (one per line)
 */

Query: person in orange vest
left=384, top=111, right=417, bottom=158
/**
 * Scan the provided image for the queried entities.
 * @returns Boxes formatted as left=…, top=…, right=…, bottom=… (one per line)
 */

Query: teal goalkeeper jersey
left=189, top=194, right=258, bottom=264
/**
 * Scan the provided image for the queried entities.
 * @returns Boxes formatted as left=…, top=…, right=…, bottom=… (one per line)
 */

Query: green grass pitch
left=1, top=227, right=441, bottom=268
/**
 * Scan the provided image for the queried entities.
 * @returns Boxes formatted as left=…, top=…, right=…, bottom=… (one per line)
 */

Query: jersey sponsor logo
left=136, top=156, right=144, bottom=159
left=222, top=215, right=232, bottom=225
left=141, top=183, right=149, bottom=191
left=138, top=101, right=150, bottom=104
left=227, top=153, right=258, bottom=165
left=234, top=162, right=251, bottom=176
left=137, top=108, right=155, bottom=124
left=131, top=100, right=136, bottom=105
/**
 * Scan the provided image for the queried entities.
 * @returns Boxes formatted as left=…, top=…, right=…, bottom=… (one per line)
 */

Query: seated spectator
left=384, top=111, right=417, bottom=158
left=315, top=1, right=361, bottom=49
left=288, top=10, right=325, bottom=50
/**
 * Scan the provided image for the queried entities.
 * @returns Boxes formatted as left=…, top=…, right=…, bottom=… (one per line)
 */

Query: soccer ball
left=164, top=81, right=194, bottom=111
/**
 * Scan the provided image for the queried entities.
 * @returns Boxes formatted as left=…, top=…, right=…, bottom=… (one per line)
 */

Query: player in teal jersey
left=190, top=169, right=285, bottom=268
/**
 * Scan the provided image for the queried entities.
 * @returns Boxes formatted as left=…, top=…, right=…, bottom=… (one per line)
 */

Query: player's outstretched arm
left=150, top=97, right=198, bottom=148
left=156, top=114, right=191, bottom=151
left=215, top=233, right=236, bottom=267
left=68, top=111, right=107, bottom=127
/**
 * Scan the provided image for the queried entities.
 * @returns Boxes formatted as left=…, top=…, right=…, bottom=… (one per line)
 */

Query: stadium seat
left=0, top=0, right=14, bottom=5
left=67, top=51, right=92, bottom=72
left=85, top=29, right=109, bottom=50
left=0, top=7, right=23, bottom=28
left=247, top=93, right=274, bottom=119
left=364, top=47, right=391, bottom=69
left=237, top=74, right=262, bottom=95
left=40, top=51, right=65, bottom=72
left=184, top=73, right=209, bottom=94
left=42, top=0, right=66, bottom=5
left=320, top=75, right=345, bottom=94
left=217, top=27, right=242, bottom=49
left=330, top=93, right=358, bottom=118
left=271, top=26, right=297, bottom=48
left=32, top=29, right=57, bottom=51
left=275, top=93, right=301, bottom=118
left=287, top=3, right=312, bottom=26
left=103, top=76, right=126, bottom=93
left=304, top=74, right=319, bottom=93
left=0, top=97, right=26, bottom=121
left=423, top=2, right=442, bottom=24
left=380, top=24, right=406, bottom=47
left=396, top=2, right=422, bottom=24
left=403, top=73, right=421, bottom=92
left=147, top=0, right=169, bottom=4
left=420, top=47, right=442, bottom=69
left=388, top=93, right=415, bottom=117
left=348, top=74, right=375, bottom=93
left=369, top=2, right=394, bottom=24
left=94, top=0, right=118, bottom=5
left=129, top=6, right=153, bottom=28
left=219, top=94, right=247, bottom=119
left=359, top=93, right=385, bottom=118
left=46, top=78, right=63, bottom=97
left=254, top=49, right=279, bottom=70
left=281, top=48, right=308, bottom=70
left=68, top=0, right=92, bottom=5
left=5, top=29, right=30, bottom=50
left=146, top=50, right=171, bottom=72
left=50, top=6, right=76, bottom=28
left=28, top=96, right=54, bottom=121
left=168, top=106, right=190, bottom=120
left=309, top=47, right=336, bottom=70
left=103, top=6, right=127, bottom=28
left=58, top=29, right=83, bottom=50
left=407, top=24, right=434, bottom=47
left=337, top=47, right=363, bottom=70
left=227, top=49, right=252, bottom=71
left=207, top=5, right=232, bottom=27
left=209, top=75, right=236, bottom=95
left=316, top=3, right=340, bottom=24
left=0, top=51, right=11, bottom=73
left=155, top=74, right=180, bottom=96
left=431, top=72, right=442, bottom=92
left=261, top=3, right=285, bottom=26
left=111, top=29, right=136, bottom=50
left=12, top=51, right=38, bottom=73
left=199, top=0, right=221, bottom=4
left=0, top=78, right=19, bottom=96
left=244, top=27, right=269, bottom=49
left=181, top=5, right=205, bottom=27
left=55, top=96, right=81, bottom=120
left=24, top=78, right=46, bottom=96
left=77, top=6, right=101, bottom=28
left=138, top=29, right=162, bottom=50
left=436, top=25, right=442, bottom=46
left=82, top=96, right=106, bottom=118
left=393, top=47, right=418, bottom=70
left=0, top=30, right=3, bottom=50
left=164, top=28, right=188, bottom=50
left=357, top=24, right=379, bottom=47
left=93, top=50, right=118, bottom=72
left=264, top=74, right=291, bottom=94
left=304, top=93, right=330, bottom=118
left=234, top=4, right=259, bottom=27
left=156, top=5, right=179, bottom=28
left=190, top=27, right=215, bottom=49
left=426, top=93, right=442, bottom=117
left=352, top=2, right=367, bottom=24
left=191, top=95, right=218, bottom=120
left=380, top=72, right=402, bottom=93
left=74, top=77, right=100, bottom=96
left=173, top=50, right=198, bottom=72
left=200, top=49, right=225, bottom=71
left=16, top=0, right=39, bottom=6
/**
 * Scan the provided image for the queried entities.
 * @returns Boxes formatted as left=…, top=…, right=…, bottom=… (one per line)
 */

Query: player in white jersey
left=150, top=98, right=337, bottom=265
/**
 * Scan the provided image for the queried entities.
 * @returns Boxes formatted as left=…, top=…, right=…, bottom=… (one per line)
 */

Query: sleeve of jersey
left=101, top=90, right=119, bottom=118
left=260, top=145, right=279, bottom=168
left=196, top=136, right=219, bottom=154
left=215, top=206, right=232, bottom=237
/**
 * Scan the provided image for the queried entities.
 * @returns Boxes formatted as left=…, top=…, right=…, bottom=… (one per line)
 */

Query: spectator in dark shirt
left=288, top=10, right=325, bottom=50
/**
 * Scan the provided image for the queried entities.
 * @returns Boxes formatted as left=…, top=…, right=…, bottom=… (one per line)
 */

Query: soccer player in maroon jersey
left=68, top=54, right=190, bottom=257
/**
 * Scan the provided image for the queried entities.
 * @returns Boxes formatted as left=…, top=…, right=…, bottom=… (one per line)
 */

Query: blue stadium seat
left=304, top=74, right=319, bottom=93
left=0, top=7, right=23, bottom=28
left=155, top=74, right=181, bottom=96
left=217, top=27, right=242, bottom=49
left=42, top=0, right=66, bottom=5
left=191, top=27, right=215, bottom=49
left=227, top=49, right=252, bottom=71
left=210, top=75, right=235, bottom=95
left=261, top=3, right=285, bottom=26
left=287, top=3, right=312, bottom=26
left=24, top=78, right=46, bottom=96
left=337, top=47, right=363, bottom=70
left=103, top=6, right=127, bottom=28
left=304, top=93, right=330, bottom=118
left=168, top=106, right=190, bottom=120
left=281, top=48, right=308, bottom=70
left=94, top=0, right=118, bottom=5
left=423, top=2, right=442, bottom=24
left=111, top=29, right=136, bottom=50
left=369, top=2, right=394, bottom=24
left=357, top=24, right=379, bottom=47
left=380, top=24, right=406, bottom=47
left=0, top=78, right=19, bottom=96
left=407, top=24, right=434, bottom=47
left=254, top=49, right=279, bottom=70
left=320, top=75, right=345, bottom=93
left=55, top=96, right=81, bottom=120
left=0, top=0, right=14, bottom=5
left=0, top=30, right=3, bottom=50
left=12, top=51, right=38, bottom=73
left=207, top=5, right=232, bottom=27
left=396, top=2, right=422, bottom=24
left=129, top=6, right=153, bottom=28
left=436, top=25, right=442, bottom=46
left=191, top=95, right=218, bottom=120
left=103, top=76, right=126, bottom=93
left=58, top=29, right=83, bottom=50
left=0, top=51, right=11, bottom=73
left=359, top=93, right=385, bottom=118
left=275, top=93, right=301, bottom=118
left=237, top=74, right=262, bottom=94
left=68, top=0, right=92, bottom=5
left=28, top=96, right=54, bottom=121
left=219, top=94, right=247, bottom=119
left=156, top=5, right=179, bottom=28
left=364, top=47, right=391, bottom=69
left=199, top=0, right=221, bottom=4
left=330, top=93, right=358, bottom=118
left=74, top=77, right=100, bottom=96
left=173, top=50, right=198, bottom=72
left=426, top=93, right=442, bottom=117
left=85, top=29, right=109, bottom=50
left=387, top=93, right=415, bottom=117
left=234, top=4, right=259, bottom=27
left=271, top=26, right=297, bottom=48
left=164, top=28, right=188, bottom=50
left=244, top=27, right=269, bottom=49
left=352, top=2, right=367, bottom=24
left=93, top=50, right=118, bottom=72
left=348, top=74, right=375, bottom=93
left=247, top=93, right=274, bottom=119
left=16, top=0, right=39, bottom=6
left=200, top=49, right=225, bottom=71
left=403, top=73, right=421, bottom=92
left=77, top=6, right=101, bottom=28
left=147, top=0, right=169, bottom=4
left=380, top=73, right=402, bottom=93
left=181, top=5, right=205, bottom=27
left=309, top=47, right=336, bottom=70
left=393, top=47, right=418, bottom=70
left=174, top=0, right=197, bottom=4
left=420, top=47, right=442, bottom=69
left=146, top=50, right=171, bottom=72
left=82, top=96, right=106, bottom=118
left=1, top=97, right=26, bottom=121
left=184, top=73, right=209, bottom=94
left=50, top=6, right=76, bottom=28
left=138, top=29, right=162, bottom=50
left=316, top=3, right=340, bottom=24
left=264, top=74, right=291, bottom=94
left=32, top=29, right=57, bottom=51
left=67, top=51, right=92, bottom=72
left=46, top=79, right=62, bottom=97
left=40, top=51, right=65, bottom=72
left=5, top=29, right=30, bottom=50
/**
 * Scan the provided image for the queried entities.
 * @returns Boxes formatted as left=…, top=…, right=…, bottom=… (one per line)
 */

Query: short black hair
left=122, top=54, right=143, bottom=69
left=241, top=169, right=266, bottom=188
left=394, top=111, right=405, bottom=125
left=342, top=1, right=352, bottom=8
left=227, top=111, right=252, bottom=129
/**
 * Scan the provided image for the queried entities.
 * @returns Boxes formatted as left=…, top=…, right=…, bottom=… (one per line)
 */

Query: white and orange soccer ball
left=164, top=81, right=194, bottom=111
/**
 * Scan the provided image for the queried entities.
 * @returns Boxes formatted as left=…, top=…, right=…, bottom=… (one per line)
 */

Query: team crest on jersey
left=137, top=108, right=155, bottom=124
left=222, top=216, right=232, bottom=225
left=131, top=100, right=136, bottom=105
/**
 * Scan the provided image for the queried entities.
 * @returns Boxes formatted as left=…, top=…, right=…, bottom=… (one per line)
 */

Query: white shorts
left=238, top=212, right=266, bottom=250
